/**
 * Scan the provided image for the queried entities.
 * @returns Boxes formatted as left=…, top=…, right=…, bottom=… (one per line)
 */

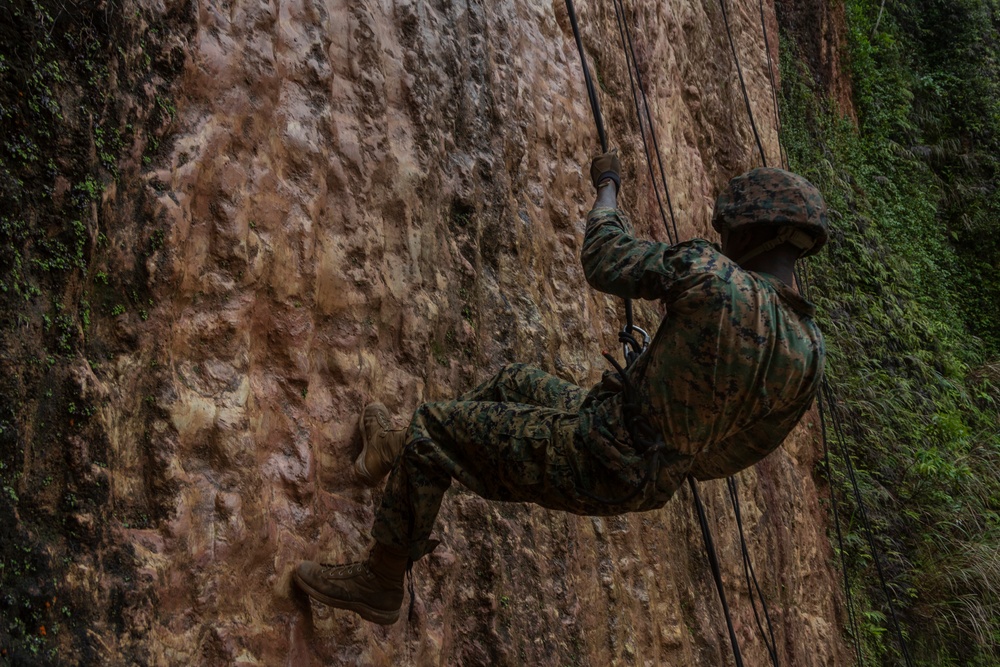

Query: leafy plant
left=781, top=1, right=1000, bottom=663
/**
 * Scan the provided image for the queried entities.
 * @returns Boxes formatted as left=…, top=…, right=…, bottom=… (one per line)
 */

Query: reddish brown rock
left=93, top=0, right=853, bottom=664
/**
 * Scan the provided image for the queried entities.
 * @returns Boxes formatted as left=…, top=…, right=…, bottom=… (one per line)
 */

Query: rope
left=608, top=4, right=780, bottom=663
left=557, top=2, right=749, bottom=628
left=611, top=0, right=672, bottom=244
left=689, top=476, right=745, bottom=667
left=817, top=386, right=866, bottom=666
left=795, top=268, right=868, bottom=665
left=564, top=5, right=874, bottom=664
left=712, top=3, right=789, bottom=662
left=719, top=0, right=768, bottom=167
left=611, top=0, right=680, bottom=245
left=618, top=299, right=642, bottom=366
left=602, top=8, right=747, bottom=661
left=757, top=0, right=788, bottom=170
left=794, top=191, right=914, bottom=664
left=563, top=0, right=639, bottom=354
left=726, top=476, right=780, bottom=666
left=821, top=381, right=916, bottom=667
left=565, top=0, right=608, bottom=153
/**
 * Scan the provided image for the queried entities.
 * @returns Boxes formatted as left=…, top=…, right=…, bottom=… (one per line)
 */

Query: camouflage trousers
left=370, top=363, right=689, bottom=561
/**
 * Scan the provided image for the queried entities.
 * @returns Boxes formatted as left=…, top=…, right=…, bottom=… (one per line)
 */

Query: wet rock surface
left=102, top=0, right=850, bottom=664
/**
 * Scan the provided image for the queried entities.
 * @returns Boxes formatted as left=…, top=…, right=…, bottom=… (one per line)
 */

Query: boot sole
left=293, top=570, right=401, bottom=625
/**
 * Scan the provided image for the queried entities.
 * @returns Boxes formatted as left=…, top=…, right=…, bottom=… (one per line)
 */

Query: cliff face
left=10, top=0, right=852, bottom=664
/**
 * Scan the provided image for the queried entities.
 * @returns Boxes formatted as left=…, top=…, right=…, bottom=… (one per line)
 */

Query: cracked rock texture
left=104, top=0, right=852, bottom=664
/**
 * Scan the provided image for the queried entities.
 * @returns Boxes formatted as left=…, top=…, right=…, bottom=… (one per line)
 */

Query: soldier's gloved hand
left=590, top=149, right=621, bottom=194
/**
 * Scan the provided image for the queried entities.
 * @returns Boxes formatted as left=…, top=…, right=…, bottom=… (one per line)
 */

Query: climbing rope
left=687, top=469, right=783, bottom=667
left=563, top=0, right=645, bottom=365
left=726, top=476, right=780, bottom=665
left=565, top=0, right=608, bottom=154
left=689, top=477, right=745, bottom=667
left=712, top=3, right=790, bottom=663
left=616, top=3, right=766, bottom=661
left=757, top=0, right=788, bottom=170
left=611, top=0, right=680, bottom=245
left=817, top=382, right=866, bottom=666
left=566, top=4, right=782, bottom=665
left=719, top=0, right=768, bottom=167
left=821, top=381, right=916, bottom=667
left=561, top=10, right=746, bottom=663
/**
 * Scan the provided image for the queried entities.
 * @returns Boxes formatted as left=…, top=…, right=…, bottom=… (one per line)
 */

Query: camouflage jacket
left=581, top=207, right=825, bottom=480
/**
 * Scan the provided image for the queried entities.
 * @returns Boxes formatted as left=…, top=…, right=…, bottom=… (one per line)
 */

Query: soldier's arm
left=581, top=206, right=720, bottom=302
left=594, top=178, right=618, bottom=209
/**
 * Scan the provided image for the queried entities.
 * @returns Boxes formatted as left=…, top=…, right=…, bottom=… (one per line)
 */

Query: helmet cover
left=711, top=167, right=829, bottom=256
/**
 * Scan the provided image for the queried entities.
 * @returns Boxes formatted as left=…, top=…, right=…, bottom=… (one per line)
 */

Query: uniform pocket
left=493, top=416, right=557, bottom=490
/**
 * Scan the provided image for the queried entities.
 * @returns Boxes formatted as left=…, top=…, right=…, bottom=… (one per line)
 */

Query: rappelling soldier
left=292, top=152, right=828, bottom=624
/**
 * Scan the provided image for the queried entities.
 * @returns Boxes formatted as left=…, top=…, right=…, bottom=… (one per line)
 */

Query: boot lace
left=319, top=561, right=369, bottom=577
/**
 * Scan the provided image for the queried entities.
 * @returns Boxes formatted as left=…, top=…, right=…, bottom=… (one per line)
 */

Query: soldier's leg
left=293, top=397, right=686, bottom=622
left=458, top=363, right=586, bottom=412
left=294, top=399, right=579, bottom=623
left=371, top=399, right=577, bottom=560
left=353, top=366, right=585, bottom=489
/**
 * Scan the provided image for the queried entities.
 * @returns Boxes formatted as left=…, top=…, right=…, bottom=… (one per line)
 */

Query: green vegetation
left=0, top=0, right=177, bottom=663
left=781, top=0, right=1000, bottom=664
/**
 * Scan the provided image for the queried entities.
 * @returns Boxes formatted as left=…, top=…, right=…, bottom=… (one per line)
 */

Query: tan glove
left=590, top=149, right=621, bottom=193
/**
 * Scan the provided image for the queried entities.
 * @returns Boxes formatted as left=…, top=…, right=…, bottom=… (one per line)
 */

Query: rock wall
left=99, top=0, right=852, bottom=664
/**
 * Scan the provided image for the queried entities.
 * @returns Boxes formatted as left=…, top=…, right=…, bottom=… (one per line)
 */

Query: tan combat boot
left=355, top=403, right=406, bottom=486
left=294, top=543, right=408, bottom=624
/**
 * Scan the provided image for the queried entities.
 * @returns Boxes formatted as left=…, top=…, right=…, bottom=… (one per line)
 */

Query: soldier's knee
left=398, top=435, right=436, bottom=470
left=410, top=402, right=434, bottom=425
left=399, top=436, right=419, bottom=460
left=498, top=362, right=529, bottom=381
left=409, top=402, right=451, bottom=435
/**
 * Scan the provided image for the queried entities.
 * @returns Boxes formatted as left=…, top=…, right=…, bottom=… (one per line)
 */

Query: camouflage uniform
left=373, top=206, right=825, bottom=562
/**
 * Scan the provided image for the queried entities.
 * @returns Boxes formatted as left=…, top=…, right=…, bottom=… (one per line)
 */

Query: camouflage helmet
left=711, top=167, right=829, bottom=257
